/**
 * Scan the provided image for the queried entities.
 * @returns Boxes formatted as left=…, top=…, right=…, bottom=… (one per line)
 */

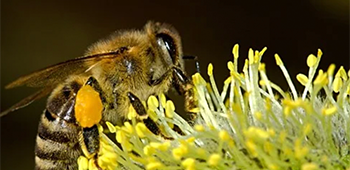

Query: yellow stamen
left=297, top=73, right=309, bottom=86
left=181, top=158, right=196, bottom=170
left=307, top=54, right=317, bottom=67
left=232, top=44, right=239, bottom=59
left=208, top=153, right=221, bottom=166
left=208, top=63, right=213, bottom=76
left=219, top=130, right=230, bottom=141
left=274, top=54, right=283, bottom=66
left=165, top=100, right=175, bottom=118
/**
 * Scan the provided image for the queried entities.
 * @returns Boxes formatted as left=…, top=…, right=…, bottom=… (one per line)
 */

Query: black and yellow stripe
left=35, top=82, right=83, bottom=170
left=35, top=110, right=82, bottom=170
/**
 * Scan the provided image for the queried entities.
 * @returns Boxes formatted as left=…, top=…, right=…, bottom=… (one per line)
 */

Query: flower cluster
left=79, top=44, right=350, bottom=170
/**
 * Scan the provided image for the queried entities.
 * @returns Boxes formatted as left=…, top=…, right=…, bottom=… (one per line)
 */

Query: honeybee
left=1, top=21, right=198, bottom=170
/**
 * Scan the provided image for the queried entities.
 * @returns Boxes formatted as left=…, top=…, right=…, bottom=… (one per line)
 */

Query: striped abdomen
left=35, top=82, right=83, bottom=170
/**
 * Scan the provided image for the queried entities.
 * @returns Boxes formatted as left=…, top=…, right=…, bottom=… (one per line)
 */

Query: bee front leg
left=171, top=67, right=199, bottom=121
left=149, top=66, right=198, bottom=121
left=127, top=92, right=160, bottom=135
left=76, top=76, right=106, bottom=170
left=127, top=92, right=173, bottom=139
left=182, top=55, right=201, bottom=73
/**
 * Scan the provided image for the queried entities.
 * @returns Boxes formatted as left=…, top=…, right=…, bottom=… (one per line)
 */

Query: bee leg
left=149, top=67, right=198, bottom=122
left=77, top=77, right=106, bottom=170
left=182, top=55, right=200, bottom=73
left=85, top=76, right=106, bottom=103
left=127, top=92, right=173, bottom=139
left=148, top=70, right=171, bottom=86
left=79, top=125, right=103, bottom=170
left=127, top=92, right=147, bottom=118
left=171, top=67, right=198, bottom=122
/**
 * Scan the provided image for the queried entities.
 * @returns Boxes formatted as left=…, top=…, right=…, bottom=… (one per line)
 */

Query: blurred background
left=1, top=0, right=348, bottom=169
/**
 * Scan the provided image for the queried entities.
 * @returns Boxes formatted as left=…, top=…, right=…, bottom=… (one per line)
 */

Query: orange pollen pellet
left=74, top=85, right=103, bottom=128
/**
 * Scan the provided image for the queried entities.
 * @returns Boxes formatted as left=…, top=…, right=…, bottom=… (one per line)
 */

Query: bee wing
left=2, top=51, right=122, bottom=117
left=0, top=87, right=53, bottom=117
left=5, top=52, right=120, bottom=89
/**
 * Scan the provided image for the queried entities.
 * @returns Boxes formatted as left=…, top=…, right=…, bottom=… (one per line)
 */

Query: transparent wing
left=2, top=51, right=122, bottom=117
left=6, top=51, right=120, bottom=89
left=0, top=87, right=53, bottom=117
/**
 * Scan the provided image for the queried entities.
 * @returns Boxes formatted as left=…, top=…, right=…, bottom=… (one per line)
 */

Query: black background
left=1, top=0, right=349, bottom=169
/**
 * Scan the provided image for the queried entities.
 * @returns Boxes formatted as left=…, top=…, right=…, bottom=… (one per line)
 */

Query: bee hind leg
left=79, top=125, right=103, bottom=170
left=85, top=76, right=107, bottom=103
left=77, top=76, right=107, bottom=170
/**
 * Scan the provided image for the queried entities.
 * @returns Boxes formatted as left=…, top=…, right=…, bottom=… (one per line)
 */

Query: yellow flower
left=78, top=44, right=349, bottom=170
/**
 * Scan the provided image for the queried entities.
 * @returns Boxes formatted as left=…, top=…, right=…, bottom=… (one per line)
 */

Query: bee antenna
left=182, top=55, right=200, bottom=73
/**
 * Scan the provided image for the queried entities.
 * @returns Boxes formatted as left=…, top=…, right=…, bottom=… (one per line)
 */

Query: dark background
left=1, top=0, right=348, bottom=169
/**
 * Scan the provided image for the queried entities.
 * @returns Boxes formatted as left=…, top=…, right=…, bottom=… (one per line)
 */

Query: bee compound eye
left=156, top=33, right=177, bottom=63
